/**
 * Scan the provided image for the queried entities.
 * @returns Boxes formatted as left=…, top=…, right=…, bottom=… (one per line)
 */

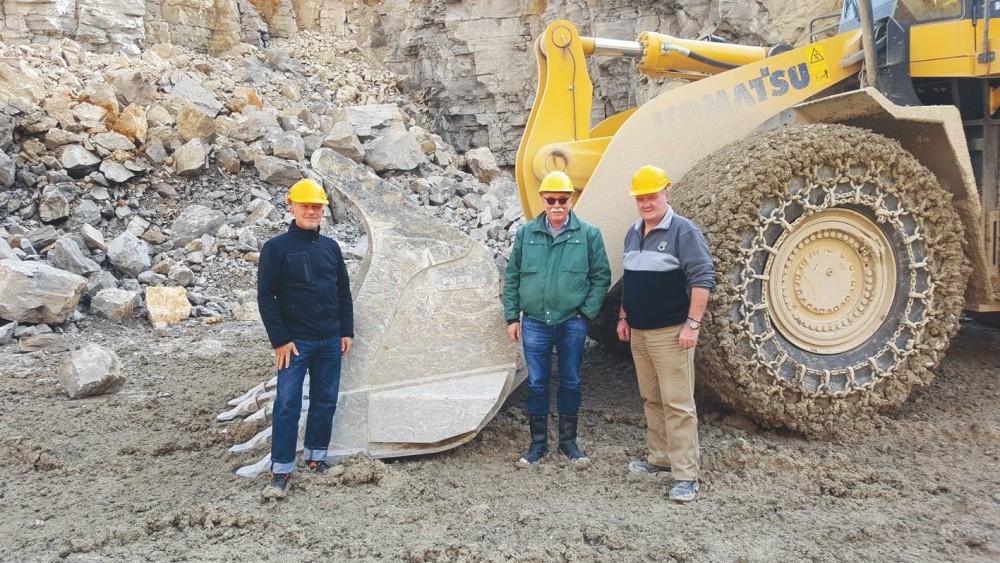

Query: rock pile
left=0, top=31, right=525, bottom=354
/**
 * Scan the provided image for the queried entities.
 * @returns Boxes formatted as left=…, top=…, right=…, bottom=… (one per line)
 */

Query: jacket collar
left=529, top=210, right=579, bottom=233
left=631, top=206, right=674, bottom=235
left=287, top=220, right=320, bottom=240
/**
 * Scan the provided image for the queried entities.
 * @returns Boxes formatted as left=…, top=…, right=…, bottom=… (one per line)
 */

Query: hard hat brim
left=629, top=184, right=669, bottom=197
left=289, top=197, right=330, bottom=205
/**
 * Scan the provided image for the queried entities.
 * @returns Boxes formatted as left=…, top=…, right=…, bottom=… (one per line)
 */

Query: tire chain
left=735, top=163, right=935, bottom=398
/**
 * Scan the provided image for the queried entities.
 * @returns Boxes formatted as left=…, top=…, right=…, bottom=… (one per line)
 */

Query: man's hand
left=617, top=319, right=630, bottom=342
left=274, top=341, right=298, bottom=370
left=507, top=322, right=521, bottom=343
left=341, top=337, right=353, bottom=356
left=679, top=325, right=699, bottom=349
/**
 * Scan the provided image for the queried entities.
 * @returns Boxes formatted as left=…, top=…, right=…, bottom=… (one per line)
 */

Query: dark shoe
left=557, top=414, right=589, bottom=462
left=628, top=459, right=671, bottom=475
left=306, top=460, right=331, bottom=474
left=518, top=415, right=549, bottom=466
left=262, top=472, right=291, bottom=499
left=668, top=479, right=700, bottom=502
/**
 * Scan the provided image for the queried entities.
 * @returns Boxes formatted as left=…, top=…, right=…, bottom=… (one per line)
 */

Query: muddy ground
left=1, top=315, right=998, bottom=562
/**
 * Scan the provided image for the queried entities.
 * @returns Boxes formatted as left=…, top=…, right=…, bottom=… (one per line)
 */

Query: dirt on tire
left=671, top=124, right=969, bottom=436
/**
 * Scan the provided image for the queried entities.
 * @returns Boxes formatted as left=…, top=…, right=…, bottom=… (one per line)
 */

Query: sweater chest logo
left=656, top=241, right=668, bottom=252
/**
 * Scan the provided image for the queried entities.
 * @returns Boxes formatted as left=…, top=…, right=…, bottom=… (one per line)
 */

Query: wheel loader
left=515, top=0, right=1000, bottom=434
left=225, top=2, right=1000, bottom=475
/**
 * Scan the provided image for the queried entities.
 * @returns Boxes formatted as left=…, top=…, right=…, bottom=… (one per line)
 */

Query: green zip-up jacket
left=503, top=211, right=612, bottom=325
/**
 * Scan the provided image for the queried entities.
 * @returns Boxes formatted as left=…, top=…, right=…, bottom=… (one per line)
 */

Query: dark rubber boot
left=518, top=415, right=549, bottom=465
left=557, top=415, right=589, bottom=462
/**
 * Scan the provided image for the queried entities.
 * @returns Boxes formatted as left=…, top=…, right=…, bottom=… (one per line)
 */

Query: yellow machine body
left=516, top=11, right=999, bottom=312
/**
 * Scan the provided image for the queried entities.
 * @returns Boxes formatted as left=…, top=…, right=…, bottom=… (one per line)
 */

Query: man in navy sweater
left=616, top=165, right=715, bottom=503
left=257, top=178, right=354, bottom=499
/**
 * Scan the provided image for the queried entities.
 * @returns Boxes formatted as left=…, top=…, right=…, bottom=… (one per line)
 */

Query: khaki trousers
left=630, top=324, right=699, bottom=480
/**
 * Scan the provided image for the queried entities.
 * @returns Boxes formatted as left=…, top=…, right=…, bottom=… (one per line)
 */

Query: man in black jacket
left=257, top=178, right=354, bottom=499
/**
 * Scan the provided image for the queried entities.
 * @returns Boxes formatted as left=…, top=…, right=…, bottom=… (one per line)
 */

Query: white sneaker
left=627, top=459, right=670, bottom=475
left=668, top=480, right=700, bottom=502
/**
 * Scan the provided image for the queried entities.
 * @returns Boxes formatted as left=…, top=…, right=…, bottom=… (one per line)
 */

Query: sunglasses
left=543, top=196, right=570, bottom=205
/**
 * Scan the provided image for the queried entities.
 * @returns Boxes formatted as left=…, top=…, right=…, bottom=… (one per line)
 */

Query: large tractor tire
left=589, top=281, right=629, bottom=356
left=671, top=124, right=968, bottom=434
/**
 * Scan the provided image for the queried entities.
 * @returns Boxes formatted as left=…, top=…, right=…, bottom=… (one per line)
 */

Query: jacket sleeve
left=581, top=226, right=612, bottom=320
left=502, top=227, right=524, bottom=323
left=257, top=240, right=292, bottom=348
left=679, top=226, right=717, bottom=291
left=334, top=242, right=354, bottom=338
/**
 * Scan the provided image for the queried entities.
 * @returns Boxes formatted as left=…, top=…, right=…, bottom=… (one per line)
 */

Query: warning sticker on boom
left=807, top=45, right=830, bottom=85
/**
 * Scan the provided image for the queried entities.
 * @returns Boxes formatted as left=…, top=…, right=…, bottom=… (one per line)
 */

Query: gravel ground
left=1, top=314, right=998, bottom=562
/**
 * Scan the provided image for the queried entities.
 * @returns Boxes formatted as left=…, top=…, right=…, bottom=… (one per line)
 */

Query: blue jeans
left=521, top=316, right=588, bottom=416
left=271, top=335, right=342, bottom=474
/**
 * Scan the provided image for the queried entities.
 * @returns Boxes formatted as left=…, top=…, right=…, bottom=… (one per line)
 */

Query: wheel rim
left=766, top=209, right=896, bottom=354
left=735, top=173, right=933, bottom=395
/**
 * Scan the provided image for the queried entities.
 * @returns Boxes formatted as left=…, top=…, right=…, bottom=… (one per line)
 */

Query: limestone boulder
left=0, top=151, right=15, bottom=188
left=86, top=270, right=119, bottom=298
left=321, top=122, right=364, bottom=162
left=168, top=75, right=224, bottom=117
left=0, top=260, right=87, bottom=324
left=59, top=146, right=101, bottom=178
left=39, top=187, right=70, bottom=223
left=81, top=224, right=107, bottom=252
left=0, top=321, right=15, bottom=345
left=20, top=334, right=72, bottom=353
left=465, top=146, right=501, bottom=184
left=106, top=232, right=151, bottom=278
left=0, top=239, right=17, bottom=261
left=335, top=105, right=406, bottom=138
left=255, top=155, right=302, bottom=187
left=0, top=60, right=47, bottom=107
left=174, top=139, right=207, bottom=177
left=92, top=132, right=136, bottom=152
left=219, top=114, right=266, bottom=143
left=45, top=129, right=84, bottom=150
left=91, top=288, right=136, bottom=322
left=171, top=204, right=227, bottom=246
left=271, top=131, right=305, bottom=161
left=100, top=161, right=135, bottom=184
left=177, top=104, right=217, bottom=142
left=106, top=69, right=157, bottom=106
left=58, top=343, right=125, bottom=399
left=49, top=238, right=101, bottom=276
left=146, top=286, right=191, bottom=326
left=112, top=104, right=148, bottom=144
left=363, top=132, right=427, bottom=172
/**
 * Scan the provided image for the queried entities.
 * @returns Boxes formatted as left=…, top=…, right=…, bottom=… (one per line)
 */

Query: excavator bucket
left=225, top=150, right=519, bottom=477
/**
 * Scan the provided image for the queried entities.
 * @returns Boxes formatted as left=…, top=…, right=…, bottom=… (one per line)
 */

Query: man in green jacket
left=503, top=170, right=612, bottom=466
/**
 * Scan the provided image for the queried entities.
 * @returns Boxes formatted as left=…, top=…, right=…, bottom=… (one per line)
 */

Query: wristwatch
left=686, top=318, right=701, bottom=330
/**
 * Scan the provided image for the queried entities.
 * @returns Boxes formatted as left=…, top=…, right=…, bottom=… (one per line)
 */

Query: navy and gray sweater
left=257, top=221, right=354, bottom=348
left=622, top=207, right=716, bottom=330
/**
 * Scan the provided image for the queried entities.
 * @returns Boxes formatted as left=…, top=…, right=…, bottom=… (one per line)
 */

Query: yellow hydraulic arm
left=516, top=21, right=864, bottom=234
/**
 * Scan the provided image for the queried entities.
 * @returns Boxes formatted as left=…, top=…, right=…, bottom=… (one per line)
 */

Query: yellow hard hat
left=630, top=165, right=671, bottom=196
left=287, top=178, right=329, bottom=205
left=538, top=170, right=574, bottom=194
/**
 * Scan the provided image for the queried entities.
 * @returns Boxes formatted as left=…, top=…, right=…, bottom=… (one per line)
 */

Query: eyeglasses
left=543, top=196, right=570, bottom=205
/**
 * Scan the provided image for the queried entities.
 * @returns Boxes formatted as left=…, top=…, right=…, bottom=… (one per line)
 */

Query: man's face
left=289, top=200, right=326, bottom=230
left=634, top=189, right=669, bottom=223
left=540, top=191, right=572, bottom=223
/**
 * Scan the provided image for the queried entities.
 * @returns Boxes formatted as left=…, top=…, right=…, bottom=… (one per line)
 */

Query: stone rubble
left=0, top=30, right=523, bottom=356
left=57, top=343, right=126, bottom=399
